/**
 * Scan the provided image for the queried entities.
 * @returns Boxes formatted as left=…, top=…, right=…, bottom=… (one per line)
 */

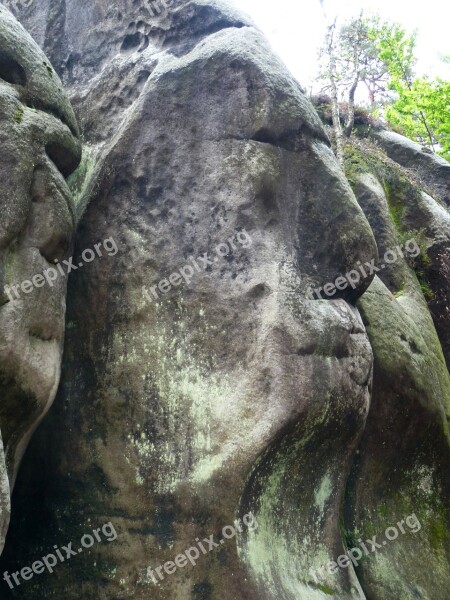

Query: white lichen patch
left=127, top=430, right=154, bottom=458
left=119, top=304, right=242, bottom=493
left=415, top=464, right=434, bottom=496
left=314, top=473, right=332, bottom=515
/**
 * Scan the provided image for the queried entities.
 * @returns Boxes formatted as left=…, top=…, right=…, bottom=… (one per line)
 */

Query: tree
left=323, top=18, right=345, bottom=167
left=375, top=25, right=437, bottom=150
left=316, top=6, right=449, bottom=162
left=317, top=0, right=346, bottom=166
left=359, top=20, right=414, bottom=109
left=317, top=14, right=415, bottom=142
left=338, top=14, right=368, bottom=137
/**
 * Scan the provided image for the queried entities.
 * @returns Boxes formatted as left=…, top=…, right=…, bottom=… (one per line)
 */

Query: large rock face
left=0, top=5, right=80, bottom=554
left=0, top=2, right=449, bottom=600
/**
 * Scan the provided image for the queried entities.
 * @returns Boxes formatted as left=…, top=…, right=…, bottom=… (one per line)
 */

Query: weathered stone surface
left=0, top=2, right=448, bottom=600
left=344, top=142, right=450, bottom=600
left=350, top=275, right=450, bottom=600
left=0, top=4, right=81, bottom=554
left=426, top=239, right=450, bottom=370
left=345, top=138, right=450, bottom=369
left=1, top=2, right=379, bottom=599
left=372, top=129, right=450, bottom=207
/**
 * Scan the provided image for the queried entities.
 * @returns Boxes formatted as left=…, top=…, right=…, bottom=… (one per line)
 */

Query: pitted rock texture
left=0, top=4, right=81, bottom=554
left=1, top=2, right=376, bottom=599
left=1, top=2, right=449, bottom=600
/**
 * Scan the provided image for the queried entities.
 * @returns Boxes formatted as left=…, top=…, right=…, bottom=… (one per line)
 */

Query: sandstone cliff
left=0, top=2, right=448, bottom=599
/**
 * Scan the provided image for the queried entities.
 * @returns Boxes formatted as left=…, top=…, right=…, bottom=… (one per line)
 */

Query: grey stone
left=1, top=2, right=448, bottom=600
left=372, top=129, right=450, bottom=207
left=0, top=4, right=80, bottom=553
left=345, top=145, right=450, bottom=600
left=1, top=2, right=378, bottom=599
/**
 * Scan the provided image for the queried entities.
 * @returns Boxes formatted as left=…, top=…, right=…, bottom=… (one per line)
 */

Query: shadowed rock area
left=0, top=1, right=448, bottom=599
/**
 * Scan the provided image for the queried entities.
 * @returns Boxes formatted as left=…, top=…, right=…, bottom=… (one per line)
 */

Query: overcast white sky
left=234, top=0, right=450, bottom=91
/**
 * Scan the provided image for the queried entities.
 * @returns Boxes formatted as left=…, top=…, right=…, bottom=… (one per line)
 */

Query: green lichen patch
left=343, top=138, right=425, bottom=223
left=14, top=105, right=24, bottom=124
left=316, top=583, right=334, bottom=595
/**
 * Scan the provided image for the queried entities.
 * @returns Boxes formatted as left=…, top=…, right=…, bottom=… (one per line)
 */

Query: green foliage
left=387, top=197, right=404, bottom=230
left=339, top=16, right=385, bottom=87
left=386, top=77, right=450, bottom=160
left=371, top=21, right=449, bottom=157
left=398, top=228, right=431, bottom=268
left=375, top=23, right=417, bottom=86
left=365, top=18, right=416, bottom=105
left=417, top=275, right=434, bottom=300
left=317, top=15, right=415, bottom=107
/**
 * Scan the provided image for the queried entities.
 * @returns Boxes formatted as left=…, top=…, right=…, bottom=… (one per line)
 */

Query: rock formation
left=343, top=138, right=450, bottom=599
left=0, top=4, right=80, bottom=554
left=372, top=130, right=450, bottom=208
left=0, top=1, right=448, bottom=599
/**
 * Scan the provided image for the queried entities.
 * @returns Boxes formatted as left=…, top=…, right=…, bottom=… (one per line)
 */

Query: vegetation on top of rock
left=315, top=12, right=450, bottom=164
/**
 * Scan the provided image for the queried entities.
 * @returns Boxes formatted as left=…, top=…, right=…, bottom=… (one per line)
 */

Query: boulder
left=0, top=5, right=81, bottom=553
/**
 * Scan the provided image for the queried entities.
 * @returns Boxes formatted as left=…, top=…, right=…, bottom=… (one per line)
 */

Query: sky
left=234, top=0, right=450, bottom=92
